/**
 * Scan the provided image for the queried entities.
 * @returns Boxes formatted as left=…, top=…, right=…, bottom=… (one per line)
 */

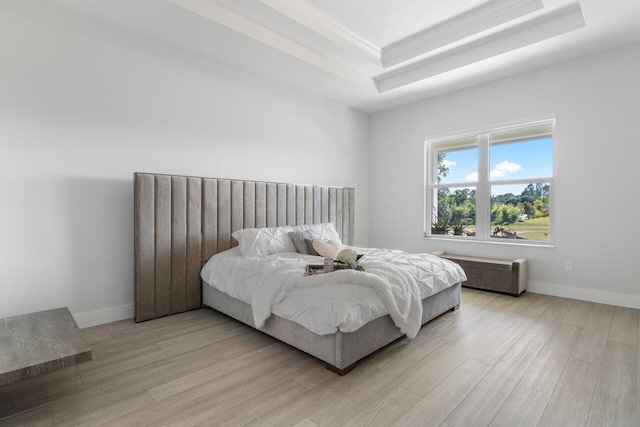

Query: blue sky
left=437, top=137, right=553, bottom=195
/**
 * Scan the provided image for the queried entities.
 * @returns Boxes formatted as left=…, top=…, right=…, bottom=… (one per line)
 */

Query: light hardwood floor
left=1, top=289, right=638, bottom=426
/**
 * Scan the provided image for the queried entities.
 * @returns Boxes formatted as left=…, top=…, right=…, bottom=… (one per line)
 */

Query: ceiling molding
left=381, top=0, right=545, bottom=68
left=167, top=0, right=373, bottom=87
left=376, top=2, right=585, bottom=93
left=258, top=0, right=382, bottom=65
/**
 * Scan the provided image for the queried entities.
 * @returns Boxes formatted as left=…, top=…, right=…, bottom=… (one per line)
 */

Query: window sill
left=424, top=235, right=554, bottom=248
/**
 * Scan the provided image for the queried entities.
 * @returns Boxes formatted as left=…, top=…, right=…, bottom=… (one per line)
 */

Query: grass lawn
left=501, top=216, right=549, bottom=241
left=447, top=217, right=549, bottom=241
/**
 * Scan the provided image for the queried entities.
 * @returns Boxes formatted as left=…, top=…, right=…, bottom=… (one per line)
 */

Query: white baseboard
left=73, top=303, right=134, bottom=328
left=529, top=281, right=640, bottom=309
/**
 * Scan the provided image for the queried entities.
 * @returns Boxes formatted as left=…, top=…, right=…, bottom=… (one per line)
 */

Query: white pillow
left=293, top=222, right=341, bottom=242
left=232, top=225, right=297, bottom=258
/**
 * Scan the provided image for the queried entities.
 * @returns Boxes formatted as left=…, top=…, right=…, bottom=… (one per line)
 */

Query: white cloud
left=490, top=161, right=522, bottom=178
left=465, top=172, right=478, bottom=181
left=442, top=159, right=457, bottom=168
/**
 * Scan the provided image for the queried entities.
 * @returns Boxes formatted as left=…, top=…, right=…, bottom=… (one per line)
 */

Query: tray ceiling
left=42, top=0, right=640, bottom=112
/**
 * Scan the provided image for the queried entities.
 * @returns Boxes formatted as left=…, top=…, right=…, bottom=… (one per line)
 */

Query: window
left=425, top=119, right=554, bottom=244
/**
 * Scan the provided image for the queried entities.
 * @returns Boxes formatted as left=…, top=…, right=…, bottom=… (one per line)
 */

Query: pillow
left=305, top=238, right=320, bottom=256
left=289, top=229, right=323, bottom=255
left=292, top=223, right=341, bottom=242
left=311, top=240, right=342, bottom=258
left=232, top=225, right=297, bottom=258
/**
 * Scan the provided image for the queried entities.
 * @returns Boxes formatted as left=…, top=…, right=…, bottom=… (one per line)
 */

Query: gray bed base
left=203, top=282, right=461, bottom=374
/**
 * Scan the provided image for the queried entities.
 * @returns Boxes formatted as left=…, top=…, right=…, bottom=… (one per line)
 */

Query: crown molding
left=376, top=2, right=585, bottom=93
left=382, top=0, right=544, bottom=68
left=258, top=0, right=382, bottom=65
left=167, top=0, right=372, bottom=87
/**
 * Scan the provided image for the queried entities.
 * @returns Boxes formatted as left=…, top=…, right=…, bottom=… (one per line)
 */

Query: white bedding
left=201, top=247, right=466, bottom=337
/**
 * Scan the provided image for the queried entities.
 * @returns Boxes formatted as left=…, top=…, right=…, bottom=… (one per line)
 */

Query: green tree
left=491, top=203, right=521, bottom=225
left=436, top=153, right=449, bottom=184
left=522, top=183, right=536, bottom=197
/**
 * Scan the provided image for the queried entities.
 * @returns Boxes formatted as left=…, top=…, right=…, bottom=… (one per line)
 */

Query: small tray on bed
left=305, top=263, right=365, bottom=276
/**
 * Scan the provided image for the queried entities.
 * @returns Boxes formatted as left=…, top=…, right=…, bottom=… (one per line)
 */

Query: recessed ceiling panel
left=304, top=0, right=492, bottom=47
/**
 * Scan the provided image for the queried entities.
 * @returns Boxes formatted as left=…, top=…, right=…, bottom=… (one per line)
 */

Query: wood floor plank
left=393, top=358, right=492, bottom=427
left=54, top=391, right=155, bottom=427
left=147, top=341, right=291, bottom=401
left=81, top=330, right=113, bottom=346
left=435, top=296, right=514, bottom=343
left=150, top=345, right=304, bottom=405
left=197, top=380, right=308, bottom=426
left=82, top=309, right=212, bottom=337
left=53, top=339, right=293, bottom=424
left=587, top=341, right=637, bottom=426
left=572, top=303, right=615, bottom=364
left=49, top=366, right=163, bottom=425
left=0, top=405, right=53, bottom=427
left=520, top=297, right=576, bottom=344
left=489, top=384, right=550, bottom=427
left=143, top=355, right=319, bottom=426
left=482, top=294, right=536, bottom=328
left=340, top=387, right=422, bottom=427
left=521, top=318, right=560, bottom=344
left=541, top=297, right=577, bottom=323
left=446, top=338, right=544, bottom=427
left=109, top=357, right=313, bottom=426
left=154, top=321, right=248, bottom=352
left=307, top=356, right=421, bottom=426
left=291, top=362, right=339, bottom=390
left=519, top=323, right=582, bottom=394
left=153, top=328, right=276, bottom=372
left=401, top=324, right=500, bottom=397
left=609, top=306, right=639, bottom=346
left=562, top=300, right=595, bottom=328
left=244, top=365, right=381, bottom=427
left=293, top=419, right=319, bottom=427
left=90, top=315, right=227, bottom=358
left=470, top=314, right=537, bottom=366
left=538, top=357, right=600, bottom=427
left=366, top=336, right=447, bottom=371
left=519, top=293, right=554, bottom=318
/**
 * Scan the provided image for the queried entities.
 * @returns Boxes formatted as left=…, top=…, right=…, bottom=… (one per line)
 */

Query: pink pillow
left=312, top=240, right=342, bottom=258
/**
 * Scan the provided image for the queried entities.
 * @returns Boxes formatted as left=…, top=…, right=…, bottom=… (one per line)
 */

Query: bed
left=134, top=173, right=464, bottom=374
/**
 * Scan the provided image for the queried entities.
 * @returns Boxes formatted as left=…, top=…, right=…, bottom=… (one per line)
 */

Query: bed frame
left=134, top=172, right=460, bottom=373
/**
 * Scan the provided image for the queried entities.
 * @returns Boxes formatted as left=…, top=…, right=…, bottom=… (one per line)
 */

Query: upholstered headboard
left=134, top=172, right=355, bottom=322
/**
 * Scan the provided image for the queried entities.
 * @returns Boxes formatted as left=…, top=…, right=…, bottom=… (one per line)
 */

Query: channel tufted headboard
left=134, top=172, right=355, bottom=322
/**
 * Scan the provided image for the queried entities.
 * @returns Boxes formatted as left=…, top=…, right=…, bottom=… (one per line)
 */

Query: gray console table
left=0, top=307, right=93, bottom=419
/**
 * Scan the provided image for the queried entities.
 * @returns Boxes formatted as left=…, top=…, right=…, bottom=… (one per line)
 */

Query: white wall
left=0, top=3, right=370, bottom=326
left=370, top=42, right=640, bottom=308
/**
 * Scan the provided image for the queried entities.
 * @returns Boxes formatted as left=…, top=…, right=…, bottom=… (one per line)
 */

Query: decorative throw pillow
left=311, top=240, right=342, bottom=258
left=305, top=238, right=320, bottom=256
left=289, top=229, right=323, bottom=255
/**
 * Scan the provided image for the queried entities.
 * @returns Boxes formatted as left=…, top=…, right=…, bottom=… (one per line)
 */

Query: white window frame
left=424, top=117, right=555, bottom=246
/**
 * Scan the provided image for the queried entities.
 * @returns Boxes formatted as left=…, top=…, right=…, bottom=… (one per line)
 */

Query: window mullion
left=476, top=135, right=490, bottom=239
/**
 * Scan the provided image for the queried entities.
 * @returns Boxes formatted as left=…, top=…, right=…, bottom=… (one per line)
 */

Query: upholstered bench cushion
left=433, top=251, right=527, bottom=296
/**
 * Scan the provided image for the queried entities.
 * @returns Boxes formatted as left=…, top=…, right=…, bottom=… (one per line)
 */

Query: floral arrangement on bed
left=335, top=248, right=364, bottom=268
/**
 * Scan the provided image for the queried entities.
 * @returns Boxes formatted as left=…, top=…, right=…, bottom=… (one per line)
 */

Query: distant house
left=518, top=213, right=528, bottom=222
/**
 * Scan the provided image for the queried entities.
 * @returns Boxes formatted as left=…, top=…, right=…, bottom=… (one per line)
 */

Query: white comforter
left=201, top=247, right=466, bottom=337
